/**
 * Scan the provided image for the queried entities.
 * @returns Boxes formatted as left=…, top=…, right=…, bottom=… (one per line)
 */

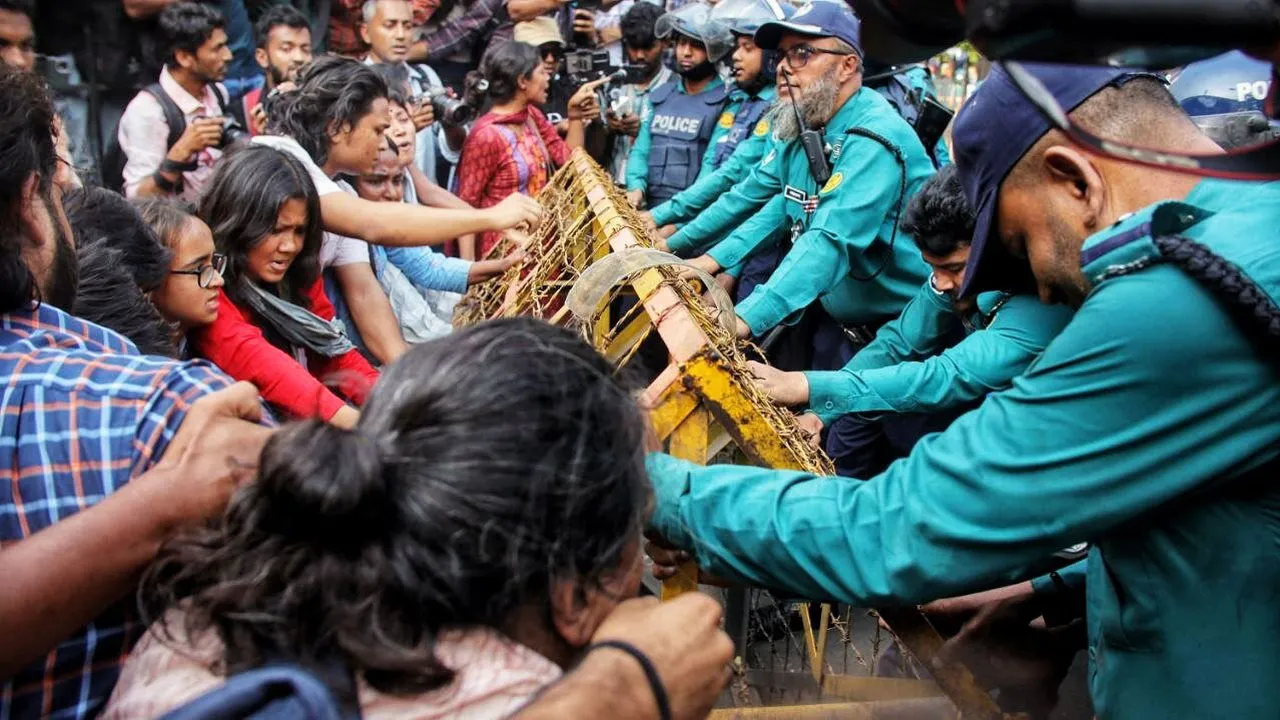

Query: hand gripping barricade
left=455, top=150, right=1023, bottom=720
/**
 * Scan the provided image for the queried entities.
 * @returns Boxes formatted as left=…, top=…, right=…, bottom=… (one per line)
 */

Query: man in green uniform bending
left=747, top=163, right=1074, bottom=476
left=646, top=62, right=1280, bottom=719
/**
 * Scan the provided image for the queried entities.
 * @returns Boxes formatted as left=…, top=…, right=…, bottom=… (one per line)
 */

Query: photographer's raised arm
left=319, top=191, right=541, bottom=247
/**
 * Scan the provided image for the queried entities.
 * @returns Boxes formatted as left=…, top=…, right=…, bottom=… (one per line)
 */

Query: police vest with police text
left=712, top=87, right=775, bottom=168
left=645, top=79, right=730, bottom=203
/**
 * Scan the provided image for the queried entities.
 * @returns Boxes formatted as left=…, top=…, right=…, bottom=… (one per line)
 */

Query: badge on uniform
left=718, top=111, right=734, bottom=129
left=784, top=185, right=820, bottom=214
left=754, top=119, right=770, bottom=137
left=820, top=172, right=843, bottom=195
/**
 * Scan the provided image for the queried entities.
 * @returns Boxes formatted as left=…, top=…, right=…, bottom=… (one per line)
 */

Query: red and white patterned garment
left=453, top=105, right=570, bottom=257
left=101, top=610, right=562, bottom=719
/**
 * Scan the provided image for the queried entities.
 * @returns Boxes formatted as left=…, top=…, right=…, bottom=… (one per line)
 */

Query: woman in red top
left=194, top=145, right=378, bottom=428
left=454, top=41, right=604, bottom=257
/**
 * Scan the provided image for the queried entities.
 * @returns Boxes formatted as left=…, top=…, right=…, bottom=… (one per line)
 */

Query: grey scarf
left=242, top=280, right=355, bottom=358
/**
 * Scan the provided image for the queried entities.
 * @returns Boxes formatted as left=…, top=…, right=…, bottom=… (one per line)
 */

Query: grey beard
left=769, top=72, right=840, bottom=142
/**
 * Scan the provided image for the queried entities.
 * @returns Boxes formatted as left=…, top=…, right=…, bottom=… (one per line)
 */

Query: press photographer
left=116, top=2, right=248, bottom=201
left=362, top=0, right=479, bottom=185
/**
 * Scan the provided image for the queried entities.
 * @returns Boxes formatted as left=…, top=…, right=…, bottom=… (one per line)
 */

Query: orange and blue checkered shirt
left=1, top=303, right=235, bottom=719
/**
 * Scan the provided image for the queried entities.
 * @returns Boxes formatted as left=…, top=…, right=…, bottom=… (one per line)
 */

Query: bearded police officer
left=681, top=2, right=934, bottom=372
left=646, top=0, right=787, bottom=232
left=645, top=61, right=1280, bottom=719
left=625, top=4, right=733, bottom=208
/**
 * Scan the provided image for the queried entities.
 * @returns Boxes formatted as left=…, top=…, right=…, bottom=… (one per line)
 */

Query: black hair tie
left=586, top=640, right=672, bottom=720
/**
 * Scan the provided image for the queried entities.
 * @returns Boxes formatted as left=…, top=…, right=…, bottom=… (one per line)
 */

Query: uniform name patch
left=718, top=111, right=734, bottom=129
left=820, top=172, right=844, bottom=194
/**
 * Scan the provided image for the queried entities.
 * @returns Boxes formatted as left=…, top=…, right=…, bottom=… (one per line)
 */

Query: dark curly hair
left=72, top=243, right=176, bottom=357
left=0, top=67, right=58, bottom=313
left=140, top=318, right=650, bottom=697
left=621, top=1, right=664, bottom=51
left=64, top=187, right=173, bottom=293
left=267, top=55, right=389, bottom=168
left=900, top=164, right=974, bottom=258
left=158, top=1, right=226, bottom=68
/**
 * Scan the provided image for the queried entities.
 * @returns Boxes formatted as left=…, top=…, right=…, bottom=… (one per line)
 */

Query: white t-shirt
left=251, top=134, right=371, bottom=270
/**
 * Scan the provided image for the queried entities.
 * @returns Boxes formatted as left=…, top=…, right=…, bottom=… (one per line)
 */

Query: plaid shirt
left=421, top=0, right=510, bottom=65
left=1, top=303, right=234, bottom=719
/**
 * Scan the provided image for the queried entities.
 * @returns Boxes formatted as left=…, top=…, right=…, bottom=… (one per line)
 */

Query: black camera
left=426, top=83, right=485, bottom=126
left=217, top=115, right=249, bottom=149
left=565, top=48, right=615, bottom=86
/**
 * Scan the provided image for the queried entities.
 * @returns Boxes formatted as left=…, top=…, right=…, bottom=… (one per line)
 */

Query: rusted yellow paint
left=663, top=405, right=715, bottom=599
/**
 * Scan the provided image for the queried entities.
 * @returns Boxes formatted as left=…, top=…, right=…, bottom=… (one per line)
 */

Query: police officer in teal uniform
left=646, top=0, right=787, bottom=231
left=625, top=4, right=733, bottom=208
left=680, top=2, right=933, bottom=369
left=746, top=164, right=1073, bottom=476
left=645, top=62, right=1280, bottom=719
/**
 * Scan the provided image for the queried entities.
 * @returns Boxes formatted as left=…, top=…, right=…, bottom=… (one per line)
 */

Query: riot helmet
left=711, top=0, right=792, bottom=87
left=1171, top=50, right=1280, bottom=150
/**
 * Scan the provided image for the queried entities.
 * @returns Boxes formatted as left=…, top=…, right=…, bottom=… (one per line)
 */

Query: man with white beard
left=669, top=1, right=935, bottom=374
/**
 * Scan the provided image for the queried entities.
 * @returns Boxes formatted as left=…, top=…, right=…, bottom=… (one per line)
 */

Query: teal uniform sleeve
left=1030, top=558, right=1088, bottom=595
left=625, top=97, right=654, bottom=193
left=651, top=131, right=768, bottom=228
left=803, top=295, right=1074, bottom=422
left=704, top=195, right=788, bottom=270
left=735, top=138, right=904, bottom=336
left=665, top=144, right=784, bottom=257
left=647, top=264, right=1280, bottom=604
left=845, top=281, right=959, bottom=373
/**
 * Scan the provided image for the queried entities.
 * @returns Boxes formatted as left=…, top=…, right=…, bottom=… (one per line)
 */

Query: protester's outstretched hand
left=794, top=412, right=824, bottom=449
left=148, top=382, right=273, bottom=527
left=490, top=193, right=543, bottom=231
left=746, top=361, right=809, bottom=407
left=592, top=594, right=734, bottom=720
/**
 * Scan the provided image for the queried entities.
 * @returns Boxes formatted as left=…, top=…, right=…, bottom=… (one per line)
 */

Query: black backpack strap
left=144, top=82, right=188, bottom=153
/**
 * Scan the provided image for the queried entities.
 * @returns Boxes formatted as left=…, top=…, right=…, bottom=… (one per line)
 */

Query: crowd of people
left=3, top=0, right=1280, bottom=718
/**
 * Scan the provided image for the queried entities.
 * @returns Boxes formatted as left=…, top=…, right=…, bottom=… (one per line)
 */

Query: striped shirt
left=1, top=303, right=234, bottom=719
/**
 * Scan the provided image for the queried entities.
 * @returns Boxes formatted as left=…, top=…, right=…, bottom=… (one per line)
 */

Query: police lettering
left=652, top=114, right=703, bottom=134
left=1236, top=80, right=1270, bottom=103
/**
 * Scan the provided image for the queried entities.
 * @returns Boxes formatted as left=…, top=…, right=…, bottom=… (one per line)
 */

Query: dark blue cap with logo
left=753, top=0, right=862, bottom=57
left=954, top=63, right=1138, bottom=296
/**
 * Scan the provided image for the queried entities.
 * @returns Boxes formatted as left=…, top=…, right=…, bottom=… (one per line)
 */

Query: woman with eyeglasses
left=134, top=198, right=226, bottom=355
left=192, top=145, right=380, bottom=429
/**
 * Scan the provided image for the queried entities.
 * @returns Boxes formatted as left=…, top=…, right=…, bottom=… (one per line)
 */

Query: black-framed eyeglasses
left=170, top=253, right=228, bottom=289
left=781, top=44, right=854, bottom=70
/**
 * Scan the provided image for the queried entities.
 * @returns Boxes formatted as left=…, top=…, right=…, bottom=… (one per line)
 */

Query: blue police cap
left=753, top=1, right=862, bottom=58
left=953, top=63, right=1137, bottom=297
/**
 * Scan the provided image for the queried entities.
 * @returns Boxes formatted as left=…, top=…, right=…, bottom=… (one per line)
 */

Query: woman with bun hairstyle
left=193, top=145, right=379, bottom=429
left=102, top=318, right=651, bottom=719
left=454, top=41, right=607, bottom=257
